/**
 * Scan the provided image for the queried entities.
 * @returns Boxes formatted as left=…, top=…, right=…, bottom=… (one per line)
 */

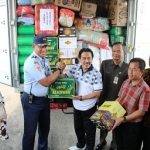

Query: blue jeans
left=21, top=92, right=50, bottom=150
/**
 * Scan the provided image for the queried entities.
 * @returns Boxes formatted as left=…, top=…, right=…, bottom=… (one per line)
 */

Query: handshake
left=56, top=60, right=66, bottom=71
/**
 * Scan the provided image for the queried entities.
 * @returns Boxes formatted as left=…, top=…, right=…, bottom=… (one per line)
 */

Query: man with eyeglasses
left=96, top=42, right=128, bottom=150
left=21, top=36, right=64, bottom=150
left=112, top=58, right=150, bottom=150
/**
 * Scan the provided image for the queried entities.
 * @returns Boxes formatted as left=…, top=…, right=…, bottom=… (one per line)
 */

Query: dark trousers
left=141, top=125, right=150, bottom=150
left=21, top=92, right=50, bottom=150
left=99, top=129, right=117, bottom=149
left=74, top=104, right=97, bottom=150
left=114, top=122, right=142, bottom=150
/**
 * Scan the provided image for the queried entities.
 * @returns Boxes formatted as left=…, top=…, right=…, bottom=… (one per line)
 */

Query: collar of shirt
left=79, top=64, right=93, bottom=74
left=111, top=60, right=124, bottom=68
left=31, top=52, right=46, bottom=62
left=128, top=78, right=144, bottom=87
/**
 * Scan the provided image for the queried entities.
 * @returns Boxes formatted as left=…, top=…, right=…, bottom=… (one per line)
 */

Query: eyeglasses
left=128, top=68, right=140, bottom=72
left=37, top=44, right=48, bottom=48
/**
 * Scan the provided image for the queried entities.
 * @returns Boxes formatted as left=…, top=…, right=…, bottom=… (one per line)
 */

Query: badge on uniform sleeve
left=113, top=76, right=118, bottom=84
left=34, top=61, right=41, bottom=72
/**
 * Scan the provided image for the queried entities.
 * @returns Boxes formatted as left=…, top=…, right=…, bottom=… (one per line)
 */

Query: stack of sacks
left=16, top=5, right=34, bottom=25
left=17, top=25, right=35, bottom=83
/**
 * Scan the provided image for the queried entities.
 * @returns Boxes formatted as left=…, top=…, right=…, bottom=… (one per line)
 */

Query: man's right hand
left=56, top=60, right=66, bottom=71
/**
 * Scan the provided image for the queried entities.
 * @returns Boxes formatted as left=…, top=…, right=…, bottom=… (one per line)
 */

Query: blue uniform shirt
left=24, top=52, right=52, bottom=96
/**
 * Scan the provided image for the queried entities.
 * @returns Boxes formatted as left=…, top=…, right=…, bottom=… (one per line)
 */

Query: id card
left=113, top=76, right=118, bottom=84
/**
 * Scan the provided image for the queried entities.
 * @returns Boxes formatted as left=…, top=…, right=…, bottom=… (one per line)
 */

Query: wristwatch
left=79, top=96, right=82, bottom=101
left=57, top=68, right=63, bottom=74
left=123, top=116, right=127, bottom=123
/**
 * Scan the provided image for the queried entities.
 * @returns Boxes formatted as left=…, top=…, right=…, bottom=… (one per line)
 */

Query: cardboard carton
left=110, top=34, right=125, bottom=45
left=54, top=0, right=82, bottom=11
left=99, top=101, right=126, bottom=118
left=80, top=2, right=97, bottom=17
left=59, top=37, right=77, bottom=49
left=59, top=48, right=78, bottom=58
left=47, top=37, right=58, bottom=52
left=46, top=53, right=59, bottom=67
left=108, top=0, right=128, bottom=26
left=63, top=65, right=74, bottom=73
left=90, top=101, right=126, bottom=131
left=48, top=78, right=75, bottom=98
left=59, top=27, right=76, bottom=37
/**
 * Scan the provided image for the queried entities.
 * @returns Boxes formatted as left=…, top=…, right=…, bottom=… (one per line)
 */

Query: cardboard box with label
left=59, top=37, right=77, bottom=49
left=59, top=48, right=78, bottom=58
left=80, top=2, right=97, bottom=17
left=54, top=0, right=82, bottom=11
left=90, top=101, right=126, bottom=131
left=48, top=78, right=75, bottom=98
left=59, top=27, right=76, bottom=37
left=108, top=0, right=128, bottom=26
left=63, top=65, right=74, bottom=73
left=110, top=34, right=125, bottom=45
left=47, top=37, right=58, bottom=53
left=46, top=53, right=59, bottom=67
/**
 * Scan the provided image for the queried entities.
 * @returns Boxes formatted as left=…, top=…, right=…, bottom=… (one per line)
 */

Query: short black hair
left=112, top=42, right=125, bottom=49
left=78, top=48, right=94, bottom=59
left=129, top=58, right=146, bottom=70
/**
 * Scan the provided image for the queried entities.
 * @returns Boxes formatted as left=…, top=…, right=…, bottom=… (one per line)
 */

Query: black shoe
left=96, top=141, right=107, bottom=150
left=109, top=148, right=117, bottom=150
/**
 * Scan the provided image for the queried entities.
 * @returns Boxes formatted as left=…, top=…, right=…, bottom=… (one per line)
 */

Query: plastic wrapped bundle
left=17, top=14, right=34, bottom=25
left=59, top=9, right=75, bottom=27
left=17, top=25, right=34, bottom=35
left=18, top=56, right=29, bottom=65
left=18, top=35, right=34, bottom=45
left=31, top=0, right=54, bottom=5
left=16, top=6, right=34, bottom=16
left=17, top=0, right=31, bottom=5
left=35, top=4, right=58, bottom=36
left=77, top=30, right=109, bottom=50
left=74, top=17, right=110, bottom=31
left=18, top=46, right=33, bottom=55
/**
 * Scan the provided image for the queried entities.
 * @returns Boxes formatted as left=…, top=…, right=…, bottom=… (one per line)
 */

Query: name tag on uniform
left=113, top=76, right=118, bottom=84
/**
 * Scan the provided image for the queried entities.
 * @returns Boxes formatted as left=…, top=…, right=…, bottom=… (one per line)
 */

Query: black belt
left=24, top=92, right=48, bottom=99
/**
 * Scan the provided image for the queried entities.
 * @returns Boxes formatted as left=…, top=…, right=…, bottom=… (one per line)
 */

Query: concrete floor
left=0, top=83, right=112, bottom=150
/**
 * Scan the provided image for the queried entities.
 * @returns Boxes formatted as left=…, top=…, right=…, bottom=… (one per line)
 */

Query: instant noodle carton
left=99, top=101, right=126, bottom=118
left=48, top=78, right=75, bottom=98
left=90, top=101, right=126, bottom=131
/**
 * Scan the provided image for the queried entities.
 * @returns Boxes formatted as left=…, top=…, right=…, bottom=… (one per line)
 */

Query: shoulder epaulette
left=32, top=55, right=37, bottom=58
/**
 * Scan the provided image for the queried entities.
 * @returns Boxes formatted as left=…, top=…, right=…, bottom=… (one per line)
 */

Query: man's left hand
left=112, top=117, right=124, bottom=130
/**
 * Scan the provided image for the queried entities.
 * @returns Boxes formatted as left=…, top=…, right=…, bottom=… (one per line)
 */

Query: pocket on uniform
left=21, top=93, right=29, bottom=109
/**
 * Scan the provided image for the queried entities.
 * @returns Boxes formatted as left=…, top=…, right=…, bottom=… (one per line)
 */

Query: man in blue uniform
left=21, top=36, right=63, bottom=150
